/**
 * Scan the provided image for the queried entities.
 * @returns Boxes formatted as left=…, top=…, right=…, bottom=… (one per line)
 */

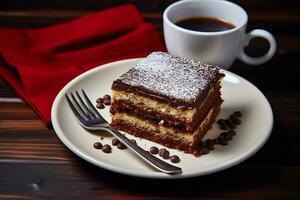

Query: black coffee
left=176, top=17, right=235, bottom=32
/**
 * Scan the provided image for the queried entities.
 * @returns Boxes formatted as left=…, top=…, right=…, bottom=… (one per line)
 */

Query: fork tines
left=65, top=89, right=104, bottom=125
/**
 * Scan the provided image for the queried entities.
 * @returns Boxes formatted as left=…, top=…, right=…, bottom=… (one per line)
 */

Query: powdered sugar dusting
left=117, top=52, right=220, bottom=104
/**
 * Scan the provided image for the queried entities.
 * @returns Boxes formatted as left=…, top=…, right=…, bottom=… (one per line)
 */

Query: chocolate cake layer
left=110, top=83, right=221, bottom=132
left=112, top=52, right=224, bottom=108
left=111, top=100, right=221, bottom=154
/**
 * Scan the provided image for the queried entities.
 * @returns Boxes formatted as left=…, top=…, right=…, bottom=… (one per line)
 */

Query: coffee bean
left=219, top=139, right=228, bottom=146
left=117, top=142, right=127, bottom=150
left=225, top=133, right=233, bottom=141
left=198, top=141, right=205, bottom=148
left=230, top=123, right=237, bottom=129
left=225, top=118, right=232, bottom=125
left=93, top=142, right=102, bottom=149
left=159, top=149, right=170, bottom=159
left=220, top=132, right=227, bottom=138
left=218, top=134, right=225, bottom=141
left=226, top=130, right=234, bottom=136
left=200, top=147, right=209, bottom=154
left=225, top=119, right=237, bottom=129
left=212, top=139, right=219, bottom=144
left=103, top=94, right=111, bottom=99
left=96, top=103, right=105, bottom=109
left=217, top=119, right=225, bottom=125
left=159, top=148, right=166, bottom=154
left=102, top=144, right=111, bottom=153
left=103, top=99, right=111, bottom=105
left=234, top=111, right=242, bottom=117
left=170, top=155, right=180, bottom=163
left=206, top=143, right=215, bottom=150
left=103, top=95, right=111, bottom=105
left=112, top=138, right=120, bottom=146
left=220, top=123, right=230, bottom=130
left=230, top=114, right=239, bottom=121
left=150, top=146, right=159, bottom=154
left=227, top=129, right=236, bottom=135
left=232, top=117, right=241, bottom=125
left=96, top=98, right=103, bottom=104
left=131, top=139, right=137, bottom=145
left=205, top=139, right=214, bottom=146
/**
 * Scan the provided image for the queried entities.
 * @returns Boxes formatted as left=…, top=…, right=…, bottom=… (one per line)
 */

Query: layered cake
left=110, top=52, right=224, bottom=154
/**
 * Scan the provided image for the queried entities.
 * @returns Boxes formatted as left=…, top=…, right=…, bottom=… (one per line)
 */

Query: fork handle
left=105, top=127, right=182, bottom=174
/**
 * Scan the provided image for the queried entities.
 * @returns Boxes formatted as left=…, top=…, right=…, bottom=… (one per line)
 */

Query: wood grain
left=0, top=163, right=299, bottom=199
left=0, top=0, right=299, bottom=199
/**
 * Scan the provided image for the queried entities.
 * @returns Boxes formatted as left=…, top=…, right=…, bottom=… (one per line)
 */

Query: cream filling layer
left=112, top=82, right=219, bottom=122
left=112, top=106, right=215, bottom=144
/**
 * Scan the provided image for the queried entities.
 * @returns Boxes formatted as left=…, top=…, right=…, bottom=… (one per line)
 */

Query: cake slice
left=110, top=52, right=224, bottom=154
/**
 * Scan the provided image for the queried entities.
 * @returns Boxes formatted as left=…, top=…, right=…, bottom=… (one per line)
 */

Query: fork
left=65, top=89, right=182, bottom=174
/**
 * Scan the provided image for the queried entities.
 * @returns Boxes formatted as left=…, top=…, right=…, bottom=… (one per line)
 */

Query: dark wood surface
left=0, top=1, right=300, bottom=199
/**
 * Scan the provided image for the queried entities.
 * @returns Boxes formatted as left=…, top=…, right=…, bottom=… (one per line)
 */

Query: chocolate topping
left=112, top=52, right=223, bottom=108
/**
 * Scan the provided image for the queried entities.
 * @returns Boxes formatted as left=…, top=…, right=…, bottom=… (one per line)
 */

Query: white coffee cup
left=163, top=0, right=277, bottom=69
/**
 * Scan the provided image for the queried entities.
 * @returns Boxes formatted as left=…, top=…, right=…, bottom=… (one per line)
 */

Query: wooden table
left=0, top=1, right=299, bottom=199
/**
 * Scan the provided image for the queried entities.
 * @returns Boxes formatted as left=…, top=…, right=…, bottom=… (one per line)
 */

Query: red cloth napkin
left=0, top=4, right=165, bottom=125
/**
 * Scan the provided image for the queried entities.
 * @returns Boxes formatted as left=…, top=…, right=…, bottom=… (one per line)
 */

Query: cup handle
left=238, top=29, right=277, bottom=65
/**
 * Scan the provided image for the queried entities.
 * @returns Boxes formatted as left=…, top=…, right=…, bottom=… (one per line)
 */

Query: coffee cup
left=163, top=0, right=277, bottom=69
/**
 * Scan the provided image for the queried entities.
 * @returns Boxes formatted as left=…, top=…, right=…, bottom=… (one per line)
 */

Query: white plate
left=51, top=58, right=273, bottom=179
